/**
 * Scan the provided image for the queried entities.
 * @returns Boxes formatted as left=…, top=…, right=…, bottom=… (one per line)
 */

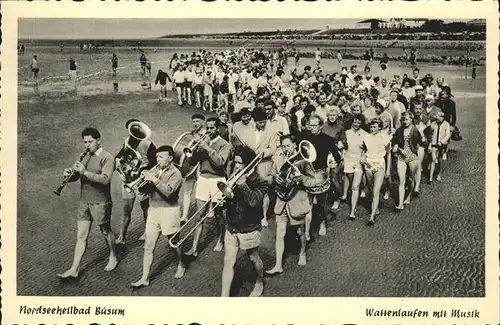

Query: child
left=428, top=111, right=451, bottom=182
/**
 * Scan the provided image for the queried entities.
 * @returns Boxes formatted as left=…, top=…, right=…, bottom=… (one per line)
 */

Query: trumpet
left=123, top=163, right=162, bottom=193
left=54, top=149, right=89, bottom=196
left=183, top=130, right=210, bottom=158
left=168, top=152, right=263, bottom=249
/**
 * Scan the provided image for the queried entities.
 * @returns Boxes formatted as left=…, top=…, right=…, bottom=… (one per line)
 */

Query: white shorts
left=146, top=206, right=181, bottom=236
left=195, top=175, right=226, bottom=202
left=224, top=230, right=261, bottom=250
left=344, top=153, right=363, bottom=174
left=69, top=70, right=77, bottom=79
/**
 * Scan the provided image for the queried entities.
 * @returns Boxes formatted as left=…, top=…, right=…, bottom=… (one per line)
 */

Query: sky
left=18, top=18, right=374, bottom=39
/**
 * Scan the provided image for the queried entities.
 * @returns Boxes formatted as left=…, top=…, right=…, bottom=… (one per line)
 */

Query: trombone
left=169, top=152, right=263, bottom=249
left=123, top=163, right=161, bottom=193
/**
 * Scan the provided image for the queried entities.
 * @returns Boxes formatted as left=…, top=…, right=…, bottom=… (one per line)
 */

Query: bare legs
left=131, top=230, right=185, bottom=287
left=58, top=220, right=117, bottom=278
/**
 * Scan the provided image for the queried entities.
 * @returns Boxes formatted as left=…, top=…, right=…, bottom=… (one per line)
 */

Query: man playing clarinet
left=57, top=127, right=118, bottom=278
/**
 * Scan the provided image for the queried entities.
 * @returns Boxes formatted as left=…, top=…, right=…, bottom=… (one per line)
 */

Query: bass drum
left=172, top=132, right=200, bottom=178
left=306, top=170, right=331, bottom=195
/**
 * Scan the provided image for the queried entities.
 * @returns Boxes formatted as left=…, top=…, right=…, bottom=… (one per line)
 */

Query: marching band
left=55, top=47, right=460, bottom=297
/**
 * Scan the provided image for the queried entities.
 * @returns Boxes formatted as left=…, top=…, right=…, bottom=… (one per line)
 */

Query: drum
left=172, top=132, right=200, bottom=178
left=305, top=170, right=331, bottom=195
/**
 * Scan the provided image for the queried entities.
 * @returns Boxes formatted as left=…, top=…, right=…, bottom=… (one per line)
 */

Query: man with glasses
left=304, top=114, right=342, bottom=238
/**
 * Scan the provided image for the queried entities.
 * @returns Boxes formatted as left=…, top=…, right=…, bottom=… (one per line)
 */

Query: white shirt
left=345, top=128, right=368, bottom=156
left=194, top=74, right=203, bottom=85
left=255, top=129, right=263, bottom=147
left=216, top=71, right=225, bottom=84
left=185, top=70, right=195, bottom=82
left=315, top=105, right=329, bottom=123
left=362, top=78, right=375, bottom=89
left=173, top=70, right=186, bottom=83
left=249, top=78, right=258, bottom=95
left=268, top=114, right=290, bottom=136
left=364, top=133, right=390, bottom=160
left=295, top=110, right=305, bottom=129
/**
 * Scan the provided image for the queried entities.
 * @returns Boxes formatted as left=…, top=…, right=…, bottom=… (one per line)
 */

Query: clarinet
left=54, top=149, right=89, bottom=196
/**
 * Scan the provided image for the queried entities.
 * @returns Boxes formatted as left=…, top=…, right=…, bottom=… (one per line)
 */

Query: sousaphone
left=116, top=121, right=152, bottom=184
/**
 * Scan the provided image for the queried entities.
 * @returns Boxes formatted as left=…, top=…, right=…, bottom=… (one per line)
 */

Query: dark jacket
left=155, top=70, right=172, bottom=86
left=434, top=98, right=457, bottom=126
left=225, top=171, right=267, bottom=234
left=392, top=125, right=427, bottom=154
left=305, top=132, right=342, bottom=169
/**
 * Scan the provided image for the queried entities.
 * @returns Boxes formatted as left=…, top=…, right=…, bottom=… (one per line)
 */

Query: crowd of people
left=56, top=46, right=462, bottom=297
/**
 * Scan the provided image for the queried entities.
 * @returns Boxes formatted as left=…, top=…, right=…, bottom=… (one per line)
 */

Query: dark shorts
left=77, top=201, right=112, bottom=227
left=32, top=68, right=39, bottom=73
left=194, top=84, right=203, bottom=92
left=176, top=82, right=184, bottom=88
left=184, top=81, right=193, bottom=88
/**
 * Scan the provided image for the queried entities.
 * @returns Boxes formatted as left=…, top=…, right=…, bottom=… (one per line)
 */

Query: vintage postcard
left=1, top=1, right=499, bottom=324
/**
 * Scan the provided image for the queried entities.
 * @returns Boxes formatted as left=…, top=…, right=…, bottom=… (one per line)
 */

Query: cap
left=157, top=145, right=174, bottom=153
left=425, top=94, right=435, bottom=101
left=414, top=85, right=423, bottom=90
left=240, top=107, right=252, bottom=116
left=191, top=113, right=206, bottom=121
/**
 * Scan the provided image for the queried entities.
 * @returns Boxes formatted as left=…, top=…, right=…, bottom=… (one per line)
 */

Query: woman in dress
left=361, top=118, right=391, bottom=225
left=392, top=112, right=427, bottom=210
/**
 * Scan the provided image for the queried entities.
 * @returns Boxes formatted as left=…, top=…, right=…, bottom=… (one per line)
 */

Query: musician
left=185, top=117, right=232, bottom=256
left=221, top=146, right=267, bottom=297
left=131, top=145, right=185, bottom=287
left=57, top=128, right=118, bottom=278
left=233, top=106, right=279, bottom=227
left=266, top=135, right=317, bottom=275
left=116, top=119, right=157, bottom=245
left=304, top=114, right=342, bottom=237
left=180, top=113, right=207, bottom=224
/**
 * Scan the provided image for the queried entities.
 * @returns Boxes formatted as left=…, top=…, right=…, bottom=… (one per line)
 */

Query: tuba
left=275, top=140, right=317, bottom=201
left=172, top=129, right=210, bottom=178
left=116, top=121, right=152, bottom=184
